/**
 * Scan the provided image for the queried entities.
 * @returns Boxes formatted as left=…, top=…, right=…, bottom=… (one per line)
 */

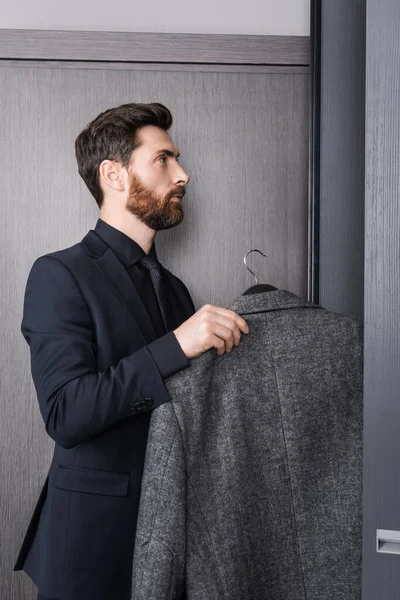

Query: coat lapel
left=82, top=230, right=158, bottom=343
left=162, top=268, right=195, bottom=321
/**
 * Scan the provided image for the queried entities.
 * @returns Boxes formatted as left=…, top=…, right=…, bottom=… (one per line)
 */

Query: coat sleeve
left=21, top=255, right=172, bottom=449
left=132, top=403, right=186, bottom=599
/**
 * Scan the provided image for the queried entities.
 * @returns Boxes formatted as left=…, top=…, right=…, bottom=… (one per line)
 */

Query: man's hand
left=174, top=304, right=249, bottom=359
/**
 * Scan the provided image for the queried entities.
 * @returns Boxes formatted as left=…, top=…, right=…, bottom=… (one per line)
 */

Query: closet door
left=0, top=62, right=309, bottom=599
left=363, top=0, right=400, bottom=598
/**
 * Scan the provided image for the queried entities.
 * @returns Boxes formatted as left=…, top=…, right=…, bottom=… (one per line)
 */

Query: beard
left=125, top=172, right=185, bottom=231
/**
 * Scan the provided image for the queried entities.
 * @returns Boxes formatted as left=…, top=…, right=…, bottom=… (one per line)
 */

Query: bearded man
left=14, top=103, right=249, bottom=600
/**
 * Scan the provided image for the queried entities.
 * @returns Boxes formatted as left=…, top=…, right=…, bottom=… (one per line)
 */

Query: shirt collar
left=94, top=218, right=158, bottom=267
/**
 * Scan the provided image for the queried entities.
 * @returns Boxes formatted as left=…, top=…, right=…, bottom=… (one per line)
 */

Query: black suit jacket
left=14, top=229, right=195, bottom=600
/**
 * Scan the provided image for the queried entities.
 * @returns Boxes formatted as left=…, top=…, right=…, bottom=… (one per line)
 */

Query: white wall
left=0, top=0, right=310, bottom=35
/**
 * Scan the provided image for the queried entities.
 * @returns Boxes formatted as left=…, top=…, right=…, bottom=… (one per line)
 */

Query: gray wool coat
left=131, top=290, right=363, bottom=600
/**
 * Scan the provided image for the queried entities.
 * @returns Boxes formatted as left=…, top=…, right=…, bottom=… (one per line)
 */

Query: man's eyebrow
left=154, top=149, right=180, bottom=158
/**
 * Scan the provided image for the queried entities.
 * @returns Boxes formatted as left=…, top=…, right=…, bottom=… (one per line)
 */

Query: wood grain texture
left=363, top=0, right=400, bottom=598
left=156, top=70, right=309, bottom=308
left=0, top=64, right=308, bottom=599
left=0, top=29, right=310, bottom=65
left=319, top=0, right=366, bottom=319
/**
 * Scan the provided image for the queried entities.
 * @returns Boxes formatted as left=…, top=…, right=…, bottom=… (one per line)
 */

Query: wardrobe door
left=364, top=0, right=400, bottom=598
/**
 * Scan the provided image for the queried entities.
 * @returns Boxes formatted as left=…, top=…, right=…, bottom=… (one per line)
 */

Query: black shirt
left=95, top=218, right=191, bottom=379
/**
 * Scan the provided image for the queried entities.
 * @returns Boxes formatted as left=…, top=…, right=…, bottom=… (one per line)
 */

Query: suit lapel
left=95, top=249, right=159, bottom=343
left=162, top=268, right=195, bottom=321
left=82, top=230, right=158, bottom=343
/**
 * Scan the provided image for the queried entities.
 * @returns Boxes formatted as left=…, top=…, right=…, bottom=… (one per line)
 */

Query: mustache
left=168, top=188, right=186, bottom=199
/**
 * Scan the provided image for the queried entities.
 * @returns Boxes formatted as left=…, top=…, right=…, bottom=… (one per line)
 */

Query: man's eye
left=158, top=156, right=167, bottom=163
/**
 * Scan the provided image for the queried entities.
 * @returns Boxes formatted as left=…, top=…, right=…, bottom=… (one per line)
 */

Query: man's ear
left=99, top=160, right=126, bottom=193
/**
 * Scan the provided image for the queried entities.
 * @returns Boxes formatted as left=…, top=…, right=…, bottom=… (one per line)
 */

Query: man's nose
left=175, top=165, right=190, bottom=185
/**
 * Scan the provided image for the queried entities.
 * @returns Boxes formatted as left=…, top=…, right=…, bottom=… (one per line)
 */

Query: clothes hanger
left=243, top=249, right=277, bottom=295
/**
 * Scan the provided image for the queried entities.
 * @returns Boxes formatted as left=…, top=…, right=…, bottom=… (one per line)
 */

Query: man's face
left=125, top=125, right=190, bottom=231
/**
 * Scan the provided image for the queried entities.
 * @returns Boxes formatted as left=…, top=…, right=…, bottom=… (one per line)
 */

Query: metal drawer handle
left=377, top=530, right=400, bottom=555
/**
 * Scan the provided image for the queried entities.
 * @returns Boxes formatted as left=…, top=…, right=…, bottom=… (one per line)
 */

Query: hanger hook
left=244, top=249, right=268, bottom=285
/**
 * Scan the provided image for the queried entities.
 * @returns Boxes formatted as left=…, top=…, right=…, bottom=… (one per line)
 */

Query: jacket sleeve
left=21, top=255, right=174, bottom=449
left=132, top=403, right=186, bottom=599
left=147, top=331, right=189, bottom=379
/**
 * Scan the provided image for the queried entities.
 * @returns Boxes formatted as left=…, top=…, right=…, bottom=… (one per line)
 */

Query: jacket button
left=130, top=399, right=153, bottom=414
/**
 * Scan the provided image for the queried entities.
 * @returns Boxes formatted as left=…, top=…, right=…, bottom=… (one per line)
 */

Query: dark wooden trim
left=0, top=59, right=309, bottom=74
left=307, top=0, right=321, bottom=304
left=0, top=29, right=309, bottom=65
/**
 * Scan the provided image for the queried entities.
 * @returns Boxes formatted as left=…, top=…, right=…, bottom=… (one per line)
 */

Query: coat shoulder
left=31, top=239, right=93, bottom=277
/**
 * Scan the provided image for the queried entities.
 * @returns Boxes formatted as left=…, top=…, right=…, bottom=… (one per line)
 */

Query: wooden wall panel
left=0, top=29, right=309, bottom=65
left=0, top=63, right=308, bottom=598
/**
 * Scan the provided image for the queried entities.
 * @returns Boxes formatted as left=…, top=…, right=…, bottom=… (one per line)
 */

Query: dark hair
left=75, top=102, right=173, bottom=208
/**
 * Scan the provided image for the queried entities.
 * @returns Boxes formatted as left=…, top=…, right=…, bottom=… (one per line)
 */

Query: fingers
left=207, top=316, right=241, bottom=349
left=212, top=324, right=237, bottom=354
left=201, top=304, right=249, bottom=335
left=216, top=308, right=249, bottom=334
left=187, top=304, right=250, bottom=357
left=175, top=304, right=249, bottom=360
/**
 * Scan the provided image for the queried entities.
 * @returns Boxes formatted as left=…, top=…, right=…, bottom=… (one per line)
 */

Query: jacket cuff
left=148, top=331, right=189, bottom=379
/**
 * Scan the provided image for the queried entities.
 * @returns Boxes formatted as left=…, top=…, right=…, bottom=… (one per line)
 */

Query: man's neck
left=99, top=210, right=156, bottom=255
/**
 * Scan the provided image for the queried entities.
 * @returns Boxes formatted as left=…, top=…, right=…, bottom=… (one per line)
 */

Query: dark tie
left=140, top=254, right=174, bottom=333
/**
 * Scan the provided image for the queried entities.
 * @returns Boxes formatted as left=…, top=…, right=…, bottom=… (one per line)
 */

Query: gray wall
left=363, top=0, right=400, bottom=597
left=319, top=0, right=365, bottom=319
